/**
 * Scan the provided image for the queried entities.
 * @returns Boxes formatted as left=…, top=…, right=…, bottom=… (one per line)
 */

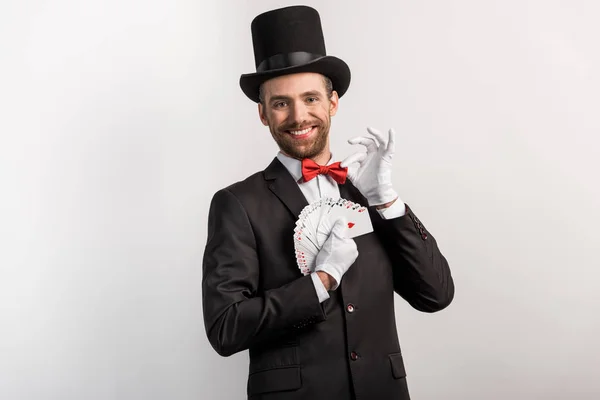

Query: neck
left=310, top=149, right=332, bottom=165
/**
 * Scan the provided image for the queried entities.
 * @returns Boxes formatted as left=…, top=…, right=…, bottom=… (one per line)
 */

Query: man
left=202, top=5, right=454, bottom=400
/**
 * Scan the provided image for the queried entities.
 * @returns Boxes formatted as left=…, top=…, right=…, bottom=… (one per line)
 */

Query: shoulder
left=209, top=169, right=270, bottom=209
left=213, top=157, right=282, bottom=199
left=220, top=170, right=266, bottom=197
left=208, top=156, right=287, bottom=213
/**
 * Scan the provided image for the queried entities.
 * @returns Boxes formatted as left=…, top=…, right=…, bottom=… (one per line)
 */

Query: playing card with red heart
left=294, top=197, right=373, bottom=275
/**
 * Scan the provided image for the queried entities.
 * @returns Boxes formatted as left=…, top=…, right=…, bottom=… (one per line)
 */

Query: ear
left=258, top=103, right=268, bottom=126
left=329, top=90, right=339, bottom=117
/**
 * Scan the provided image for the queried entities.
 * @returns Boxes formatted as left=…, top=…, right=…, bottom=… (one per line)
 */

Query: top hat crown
left=239, top=5, right=351, bottom=103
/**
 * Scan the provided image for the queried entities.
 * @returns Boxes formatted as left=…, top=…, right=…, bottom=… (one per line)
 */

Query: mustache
left=279, top=120, right=321, bottom=131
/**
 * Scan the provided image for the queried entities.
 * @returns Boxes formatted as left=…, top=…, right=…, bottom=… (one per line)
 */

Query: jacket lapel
left=264, top=157, right=309, bottom=220
left=338, top=179, right=368, bottom=206
left=338, top=181, right=353, bottom=202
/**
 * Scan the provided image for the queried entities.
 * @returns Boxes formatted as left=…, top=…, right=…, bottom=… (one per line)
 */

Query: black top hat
left=239, top=5, right=351, bottom=103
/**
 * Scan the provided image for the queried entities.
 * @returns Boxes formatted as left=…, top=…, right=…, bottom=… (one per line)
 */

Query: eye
left=306, top=97, right=318, bottom=103
left=273, top=101, right=287, bottom=108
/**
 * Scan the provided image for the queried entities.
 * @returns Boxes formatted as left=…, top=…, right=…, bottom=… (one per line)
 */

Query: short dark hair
left=258, top=74, right=334, bottom=104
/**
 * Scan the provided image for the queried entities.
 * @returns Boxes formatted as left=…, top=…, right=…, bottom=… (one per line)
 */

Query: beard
left=266, top=115, right=331, bottom=160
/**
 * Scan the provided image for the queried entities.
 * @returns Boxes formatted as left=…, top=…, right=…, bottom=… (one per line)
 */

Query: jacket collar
left=263, top=156, right=309, bottom=220
left=275, top=152, right=303, bottom=182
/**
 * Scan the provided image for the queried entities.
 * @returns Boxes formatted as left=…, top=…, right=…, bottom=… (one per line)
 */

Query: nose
left=289, top=100, right=309, bottom=125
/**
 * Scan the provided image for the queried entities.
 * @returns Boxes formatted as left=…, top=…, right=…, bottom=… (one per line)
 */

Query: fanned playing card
left=293, top=197, right=373, bottom=276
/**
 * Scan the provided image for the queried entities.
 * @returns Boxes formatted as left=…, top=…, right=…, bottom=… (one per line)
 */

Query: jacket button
left=421, top=233, right=428, bottom=240
left=346, top=303, right=355, bottom=313
left=350, top=351, right=359, bottom=361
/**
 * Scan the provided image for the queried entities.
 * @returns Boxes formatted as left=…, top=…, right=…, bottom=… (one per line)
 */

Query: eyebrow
left=268, top=90, right=323, bottom=103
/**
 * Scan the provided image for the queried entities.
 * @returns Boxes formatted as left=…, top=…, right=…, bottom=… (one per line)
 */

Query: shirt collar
left=276, top=151, right=335, bottom=183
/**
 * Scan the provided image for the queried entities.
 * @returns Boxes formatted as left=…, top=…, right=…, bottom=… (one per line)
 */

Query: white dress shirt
left=276, top=151, right=406, bottom=303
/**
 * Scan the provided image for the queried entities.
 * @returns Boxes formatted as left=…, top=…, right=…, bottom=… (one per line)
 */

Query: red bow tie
left=301, top=158, right=348, bottom=184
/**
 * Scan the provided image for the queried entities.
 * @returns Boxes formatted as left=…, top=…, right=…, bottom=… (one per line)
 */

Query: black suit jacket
left=202, top=157, right=454, bottom=400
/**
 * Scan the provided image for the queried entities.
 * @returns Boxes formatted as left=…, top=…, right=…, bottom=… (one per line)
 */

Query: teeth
left=289, top=127, right=312, bottom=135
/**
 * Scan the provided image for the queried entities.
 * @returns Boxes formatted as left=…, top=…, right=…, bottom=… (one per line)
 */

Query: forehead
left=262, top=72, right=326, bottom=97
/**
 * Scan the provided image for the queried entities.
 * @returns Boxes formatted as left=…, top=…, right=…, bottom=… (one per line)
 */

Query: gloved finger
left=347, top=136, right=377, bottom=152
left=345, top=165, right=358, bottom=182
left=384, top=128, right=396, bottom=158
left=340, top=151, right=367, bottom=168
left=366, top=127, right=388, bottom=148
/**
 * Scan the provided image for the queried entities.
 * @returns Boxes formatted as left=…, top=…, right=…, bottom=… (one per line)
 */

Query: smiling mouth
left=285, top=126, right=317, bottom=139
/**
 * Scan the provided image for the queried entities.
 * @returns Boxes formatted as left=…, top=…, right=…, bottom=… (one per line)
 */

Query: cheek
left=270, top=113, right=288, bottom=127
left=317, top=105, right=331, bottom=118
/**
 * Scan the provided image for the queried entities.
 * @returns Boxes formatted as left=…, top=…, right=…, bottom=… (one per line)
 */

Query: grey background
left=1, top=0, right=599, bottom=399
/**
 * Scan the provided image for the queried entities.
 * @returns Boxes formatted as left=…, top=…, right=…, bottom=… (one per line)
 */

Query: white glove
left=314, top=217, right=359, bottom=290
left=341, top=127, right=399, bottom=206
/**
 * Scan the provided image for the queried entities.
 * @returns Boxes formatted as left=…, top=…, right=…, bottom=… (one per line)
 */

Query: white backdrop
left=1, top=0, right=599, bottom=399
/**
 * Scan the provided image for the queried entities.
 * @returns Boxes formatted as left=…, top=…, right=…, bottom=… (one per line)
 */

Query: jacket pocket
left=249, top=343, right=298, bottom=374
left=247, top=366, right=302, bottom=395
left=389, top=352, right=407, bottom=379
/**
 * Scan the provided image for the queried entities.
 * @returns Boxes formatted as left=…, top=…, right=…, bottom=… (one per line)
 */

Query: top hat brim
left=239, top=55, right=350, bottom=103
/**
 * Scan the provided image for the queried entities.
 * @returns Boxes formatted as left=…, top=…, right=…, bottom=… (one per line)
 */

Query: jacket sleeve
left=370, top=203, right=455, bottom=312
left=202, top=188, right=326, bottom=357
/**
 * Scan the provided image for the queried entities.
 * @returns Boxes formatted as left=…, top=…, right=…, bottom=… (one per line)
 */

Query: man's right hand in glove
left=314, top=217, right=359, bottom=291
